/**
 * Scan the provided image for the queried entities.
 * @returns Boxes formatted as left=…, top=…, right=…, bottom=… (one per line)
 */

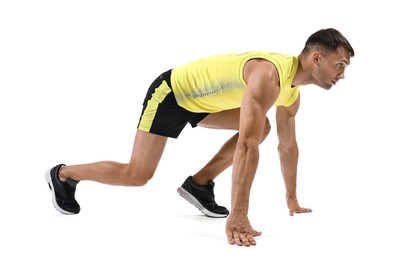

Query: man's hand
left=226, top=212, right=262, bottom=246
left=287, top=197, right=312, bottom=216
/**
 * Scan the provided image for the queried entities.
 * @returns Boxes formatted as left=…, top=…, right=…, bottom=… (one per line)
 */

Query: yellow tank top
left=171, top=52, right=299, bottom=113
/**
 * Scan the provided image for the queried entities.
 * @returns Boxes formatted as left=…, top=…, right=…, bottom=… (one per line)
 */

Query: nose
left=338, top=67, right=347, bottom=79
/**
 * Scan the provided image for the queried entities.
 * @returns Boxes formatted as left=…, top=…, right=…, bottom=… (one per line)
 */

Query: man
left=46, top=28, right=354, bottom=246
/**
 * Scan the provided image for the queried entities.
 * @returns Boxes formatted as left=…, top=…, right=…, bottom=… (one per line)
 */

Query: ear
left=312, top=51, right=321, bottom=65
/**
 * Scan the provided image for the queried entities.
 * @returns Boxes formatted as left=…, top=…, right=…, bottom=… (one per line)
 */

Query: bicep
left=239, top=63, right=280, bottom=144
left=238, top=91, right=269, bottom=145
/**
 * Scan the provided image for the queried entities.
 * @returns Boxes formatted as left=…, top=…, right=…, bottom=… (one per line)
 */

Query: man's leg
left=58, top=130, right=168, bottom=185
left=46, top=130, right=168, bottom=214
left=177, top=108, right=270, bottom=217
left=192, top=108, right=270, bottom=185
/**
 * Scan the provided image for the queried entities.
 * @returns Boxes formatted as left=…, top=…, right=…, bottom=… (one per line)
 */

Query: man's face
left=313, top=47, right=351, bottom=90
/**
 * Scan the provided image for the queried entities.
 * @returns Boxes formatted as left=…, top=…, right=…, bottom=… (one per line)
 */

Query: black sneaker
left=177, top=176, right=229, bottom=218
left=45, top=164, right=80, bottom=214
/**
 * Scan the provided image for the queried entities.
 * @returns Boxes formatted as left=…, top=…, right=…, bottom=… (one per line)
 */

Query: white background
left=1, top=0, right=404, bottom=259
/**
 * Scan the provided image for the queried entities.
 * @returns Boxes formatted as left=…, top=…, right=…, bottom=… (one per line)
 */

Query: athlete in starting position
left=46, top=28, right=354, bottom=246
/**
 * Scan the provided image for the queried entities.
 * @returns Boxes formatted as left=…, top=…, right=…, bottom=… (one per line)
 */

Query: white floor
left=1, top=1, right=404, bottom=259
left=3, top=154, right=405, bottom=259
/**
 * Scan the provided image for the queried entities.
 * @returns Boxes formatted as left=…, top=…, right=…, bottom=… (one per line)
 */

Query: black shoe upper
left=181, top=176, right=229, bottom=215
left=49, top=164, right=80, bottom=214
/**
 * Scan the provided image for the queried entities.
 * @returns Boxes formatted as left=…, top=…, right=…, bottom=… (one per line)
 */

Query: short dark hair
left=302, top=28, right=355, bottom=57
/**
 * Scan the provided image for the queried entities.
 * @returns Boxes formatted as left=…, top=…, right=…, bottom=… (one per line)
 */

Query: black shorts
left=137, top=69, right=209, bottom=138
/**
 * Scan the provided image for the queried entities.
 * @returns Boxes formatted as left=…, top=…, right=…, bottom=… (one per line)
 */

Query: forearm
left=231, top=143, right=260, bottom=214
left=278, top=142, right=299, bottom=198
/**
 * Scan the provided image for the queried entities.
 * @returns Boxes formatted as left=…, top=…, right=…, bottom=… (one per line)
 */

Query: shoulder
left=243, top=58, right=280, bottom=86
left=242, top=59, right=282, bottom=111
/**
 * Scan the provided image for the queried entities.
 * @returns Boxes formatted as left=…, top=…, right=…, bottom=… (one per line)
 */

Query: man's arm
left=226, top=59, right=280, bottom=246
left=276, top=95, right=312, bottom=216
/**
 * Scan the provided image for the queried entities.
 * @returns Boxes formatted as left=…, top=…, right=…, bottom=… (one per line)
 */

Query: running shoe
left=177, top=176, right=229, bottom=218
left=45, top=164, right=80, bottom=214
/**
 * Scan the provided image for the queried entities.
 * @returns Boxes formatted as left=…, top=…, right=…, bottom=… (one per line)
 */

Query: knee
left=121, top=165, right=154, bottom=186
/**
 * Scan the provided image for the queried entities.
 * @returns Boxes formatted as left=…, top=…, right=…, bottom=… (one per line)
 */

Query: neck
left=293, top=54, right=314, bottom=87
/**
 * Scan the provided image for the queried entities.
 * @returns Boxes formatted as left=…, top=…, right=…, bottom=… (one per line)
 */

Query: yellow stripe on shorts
left=138, top=80, right=172, bottom=132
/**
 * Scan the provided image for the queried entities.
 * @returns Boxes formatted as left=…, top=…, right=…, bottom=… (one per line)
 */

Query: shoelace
left=62, top=182, right=77, bottom=201
left=205, top=184, right=215, bottom=200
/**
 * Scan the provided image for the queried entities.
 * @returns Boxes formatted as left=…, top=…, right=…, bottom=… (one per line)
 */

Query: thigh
left=197, top=108, right=241, bottom=130
left=129, top=130, right=168, bottom=175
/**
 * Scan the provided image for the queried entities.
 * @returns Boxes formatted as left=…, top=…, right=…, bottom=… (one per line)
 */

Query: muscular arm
left=226, top=59, right=280, bottom=246
left=276, top=95, right=312, bottom=215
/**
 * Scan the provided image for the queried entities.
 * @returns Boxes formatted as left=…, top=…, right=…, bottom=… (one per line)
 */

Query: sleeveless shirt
left=171, top=52, right=299, bottom=113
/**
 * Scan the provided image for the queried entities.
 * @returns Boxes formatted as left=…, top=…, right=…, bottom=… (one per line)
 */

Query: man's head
left=302, top=28, right=355, bottom=58
left=301, top=28, right=355, bottom=90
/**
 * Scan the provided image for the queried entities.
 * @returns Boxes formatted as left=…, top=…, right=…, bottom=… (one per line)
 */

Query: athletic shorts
left=137, top=69, right=209, bottom=138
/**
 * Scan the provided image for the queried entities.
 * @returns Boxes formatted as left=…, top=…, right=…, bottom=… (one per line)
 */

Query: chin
left=320, top=84, right=332, bottom=90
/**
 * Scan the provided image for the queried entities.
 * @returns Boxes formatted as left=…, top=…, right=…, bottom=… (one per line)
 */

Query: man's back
left=171, top=52, right=300, bottom=113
